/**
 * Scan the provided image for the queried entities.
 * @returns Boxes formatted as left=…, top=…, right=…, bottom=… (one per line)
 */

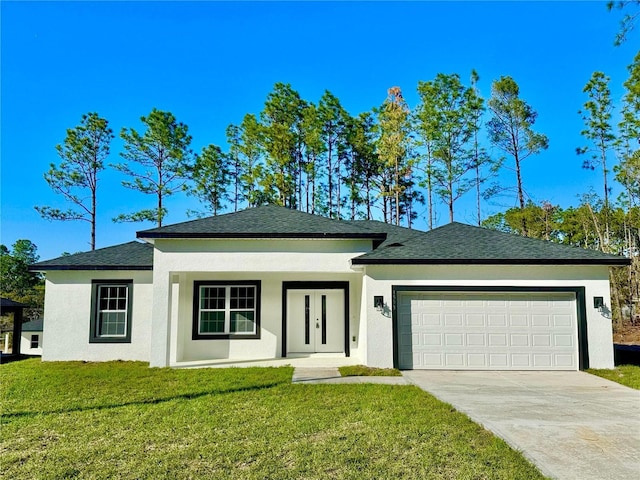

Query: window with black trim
left=193, top=281, right=261, bottom=339
left=90, top=280, right=133, bottom=343
left=30, top=334, right=40, bottom=349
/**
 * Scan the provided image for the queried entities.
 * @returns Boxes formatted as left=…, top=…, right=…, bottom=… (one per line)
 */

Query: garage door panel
left=532, top=314, right=551, bottom=326
left=554, top=314, right=572, bottom=327
left=423, top=333, right=441, bottom=346
left=445, top=333, right=463, bottom=346
left=510, top=354, right=529, bottom=367
left=533, top=354, right=553, bottom=367
left=532, top=334, right=552, bottom=346
left=467, top=353, right=486, bottom=367
left=444, top=314, right=463, bottom=326
left=510, top=334, right=529, bottom=346
left=488, top=333, right=507, bottom=346
left=445, top=353, right=464, bottom=366
left=423, top=353, right=442, bottom=367
left=554, top=334, right=573, bottom=347
left=510, top=314, right=528, bottom=327
left=423, top=313, right=441, bottom=326
left=466, top=333, right=485, bottom=346
left=466, top=314, right=485, bottom=326
left=555, top=354, right=574, bottom=367
left=398, top=291, right=577, bottom=370
left=488, top=314, right=507, bottom=326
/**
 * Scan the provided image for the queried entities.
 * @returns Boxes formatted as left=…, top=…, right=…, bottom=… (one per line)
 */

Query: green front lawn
left=1, top=359, right=545, bottom=479
left=339, top=364, right=402, bottom=376
left=588, top=365, right=640, bottom=390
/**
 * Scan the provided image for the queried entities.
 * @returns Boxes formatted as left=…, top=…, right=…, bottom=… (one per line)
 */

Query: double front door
left=287, top=289, right=344, bottom=353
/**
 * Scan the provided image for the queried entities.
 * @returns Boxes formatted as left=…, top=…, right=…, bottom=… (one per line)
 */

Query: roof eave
left=136, top=232, right=386, bottom=240
left=350, top=258, right=631, bottom=266
left=29, top=265, right=153, bottom=272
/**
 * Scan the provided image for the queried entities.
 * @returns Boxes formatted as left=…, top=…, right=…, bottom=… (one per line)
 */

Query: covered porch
left=154, top=270, right=366, bottom=367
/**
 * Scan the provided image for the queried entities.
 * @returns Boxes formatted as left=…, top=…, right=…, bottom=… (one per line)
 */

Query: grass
left=588, top=365, right=640, bottom=390
left=1, top=359, right=546, bottom=479
left=339, top=364, right=402, bottom=377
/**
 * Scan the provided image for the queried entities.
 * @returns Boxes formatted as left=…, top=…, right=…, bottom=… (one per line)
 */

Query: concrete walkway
left=403, top=371, right=640, bottom=480
left=292, top=367, right=408, bottom=385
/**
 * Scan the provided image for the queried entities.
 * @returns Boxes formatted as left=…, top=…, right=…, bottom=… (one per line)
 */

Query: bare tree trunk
left=600, top=143, right=610, bottom=248
left=514, top=151, right=527, bottom=235
left=234, top=156, right=239, bottom=212
left=448, top=175, right=454, bottom=223
left=586, top=202, right=606, bottom=252
left=394, top=158, right=400, bottom=225
left=328, top=141, right=333, bottom=218
left=91, top=188, right=96, bottom=250
left=336, top=154, right=341, bottom=220
left=365, top=175, right=371, bottom=220
left=158, top=190, right=163, bottom=227
left=426, top=150, right=434, bottom=230
left=475, top=162, right=481, bottom=226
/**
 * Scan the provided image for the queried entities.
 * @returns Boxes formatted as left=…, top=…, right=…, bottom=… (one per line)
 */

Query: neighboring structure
left=20, top=319, right=43, bottom=356
left=30, top=206, right=630, bottom=370
left=0, top=297, right=28, bottom=355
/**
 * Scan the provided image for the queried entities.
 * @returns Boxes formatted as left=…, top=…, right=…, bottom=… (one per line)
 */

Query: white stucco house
left=20, top=319, right=43, bottom=356
left=30, top=205, right=629, bottom=370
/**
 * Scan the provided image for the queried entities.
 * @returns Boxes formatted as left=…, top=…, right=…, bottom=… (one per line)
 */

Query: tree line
left=32, top=51, right=638, bottom=328
left=37, top=73, right=549, bottom=234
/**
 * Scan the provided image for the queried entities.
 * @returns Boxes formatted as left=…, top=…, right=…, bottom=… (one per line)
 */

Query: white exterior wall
left=20, top=331, right=43, bottom=356
left=42, top=270, right=153, bottom=362
left=150, top=239, right=369, bottom=367
left=363, top=264, right=614, bottom=369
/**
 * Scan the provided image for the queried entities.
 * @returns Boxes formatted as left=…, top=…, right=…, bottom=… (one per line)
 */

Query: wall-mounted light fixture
left=374, top=296, right=384, bottom=312
left=593, top=296, right=604, bottom=310
left=593, top=296, right=611, bottom=318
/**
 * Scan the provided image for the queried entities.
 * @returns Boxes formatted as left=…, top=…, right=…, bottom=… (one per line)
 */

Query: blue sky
left=1, top=1, right=638, bottom=260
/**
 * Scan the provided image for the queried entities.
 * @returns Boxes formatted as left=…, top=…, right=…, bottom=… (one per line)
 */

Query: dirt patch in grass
left=338, top=365, right=402, bottom=377
left=613, top=324, right=640, bottom=344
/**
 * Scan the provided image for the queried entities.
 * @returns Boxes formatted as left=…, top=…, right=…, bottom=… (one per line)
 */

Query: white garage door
left=397, top=291, right=578, bottom=370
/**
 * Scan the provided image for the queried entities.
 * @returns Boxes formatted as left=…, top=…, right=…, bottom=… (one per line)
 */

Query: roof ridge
left=137, top=205, right=388, bottom=239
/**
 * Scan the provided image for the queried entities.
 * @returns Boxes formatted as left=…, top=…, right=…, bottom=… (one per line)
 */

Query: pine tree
left=577, top=71, right=616, bottom=248
left=377, top=87, right=413, bottom=225
left=487, top=76, right=549, bottom=235
left=114, top=109, right=193, bottom=227
left=186, top=144, right=230, bottom=216
left=35, top=113, right=113, bottom=250
left=260, top=83, right=304, bottom=208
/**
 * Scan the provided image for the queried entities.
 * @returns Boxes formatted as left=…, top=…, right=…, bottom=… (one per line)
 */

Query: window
left=193, top=281, right=261, bottom=339
left=30, top=334, right=40, bottom=349
left=90, top=280, right=133, bottom=343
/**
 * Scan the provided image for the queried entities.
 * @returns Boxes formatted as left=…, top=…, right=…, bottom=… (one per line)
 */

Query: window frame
left=89, top=280, right=133, bottom=343
left=30, top=334, right=40, bottom=349
left=192, top=280, right=261, bottom=340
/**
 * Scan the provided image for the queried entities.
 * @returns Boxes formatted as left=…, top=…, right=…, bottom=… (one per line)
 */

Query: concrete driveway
left=402, top=371, right=640, bottom=480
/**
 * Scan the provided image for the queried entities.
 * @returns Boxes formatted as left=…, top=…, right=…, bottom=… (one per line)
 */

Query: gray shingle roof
left=21, top=319, right=43, bottom=331
left=351, top=222, right=630, bottom=265
left=30, top=241, right=153, bottom=271
left=137, top=205, right=386, bottom=241
left=30, top=209, right=629, bottom=270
